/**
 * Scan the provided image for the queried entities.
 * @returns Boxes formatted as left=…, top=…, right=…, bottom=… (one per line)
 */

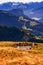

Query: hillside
left=0, top=2, right=43, bottom=22
left=9, top=9, right=24, bottom=16
left=0, top=25, right=43, bottom=42
left=0, top=26, right=28, bottom=41
left=0, top=10, right=43, bottom=42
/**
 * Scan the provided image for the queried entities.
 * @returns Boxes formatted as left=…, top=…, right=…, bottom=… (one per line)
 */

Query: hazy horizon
left=0, top=0, right=43, bottom=3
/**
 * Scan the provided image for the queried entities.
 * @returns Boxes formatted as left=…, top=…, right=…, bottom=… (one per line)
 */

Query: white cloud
left=32, top=17, right=41, bottom=21
left=0, top=0, right=43, bottom=3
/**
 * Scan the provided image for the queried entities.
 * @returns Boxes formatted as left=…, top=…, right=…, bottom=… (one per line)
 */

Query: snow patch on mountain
left=32, top=17, right=41, bottom=21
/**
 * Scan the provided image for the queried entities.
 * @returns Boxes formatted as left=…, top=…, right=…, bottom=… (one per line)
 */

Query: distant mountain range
left=0, top=2, right=43, bottom=42
left=0, top=2, right=43, bottom=22
left=0, top=10, right=43, bottom=42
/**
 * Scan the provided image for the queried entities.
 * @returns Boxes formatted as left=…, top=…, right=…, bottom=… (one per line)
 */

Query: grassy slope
left=0, top=41, right=43, bottom=50
left=0, top=41, right=43, bottom=65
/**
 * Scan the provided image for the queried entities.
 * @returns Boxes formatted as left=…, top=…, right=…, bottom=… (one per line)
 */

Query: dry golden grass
left=0, top=41, right=43, bottom=65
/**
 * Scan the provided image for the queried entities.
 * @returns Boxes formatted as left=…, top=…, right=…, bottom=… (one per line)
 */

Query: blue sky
left=0, top=0, right=43, bottom=3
